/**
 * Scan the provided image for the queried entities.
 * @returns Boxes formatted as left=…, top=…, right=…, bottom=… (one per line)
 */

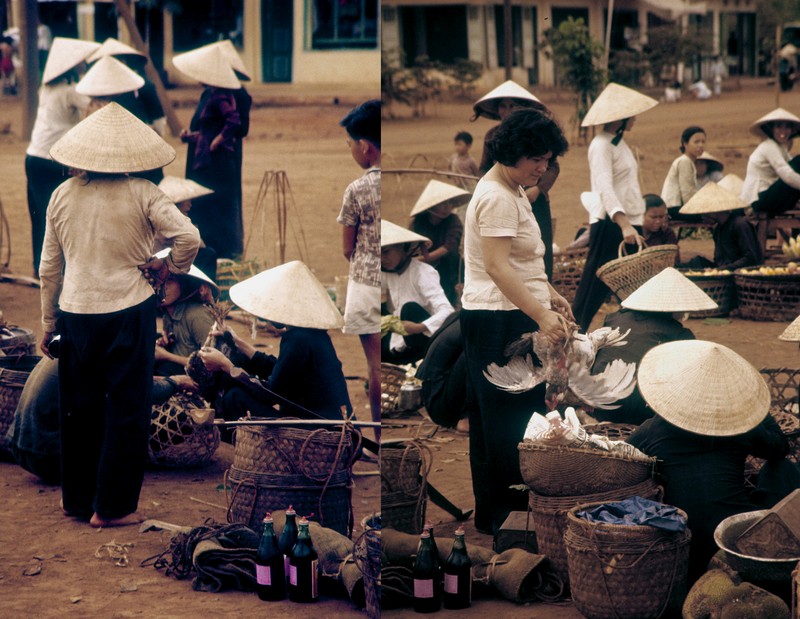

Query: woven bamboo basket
left=552, top=247, right=589, bottom=304
left=565, top=501, right=691, bottom=619
left=518, top=441, right=656, bottom=497
left=147, top=393, right=220, bottom=468
left=678, top=269, right=736, bottom=318
left=596, top=242, right=678, bottom=300
left=0, top=355, right=41, bottom=450
left=227, top=424, right=356, bottom=536
left=381, top=441, right=431, bottom=534
left=734, top=270, right=800, bottom=321
left=381, top=363, right=407, bottom=416
left=582, top=423, right=639, bottom=441
left=0, top=326, right=36, bottom=357
left=215, top=258, right=262, bottom=303
left=528, top=478, right=662, bottom=592
left=760, top=367, right=800, bottom=413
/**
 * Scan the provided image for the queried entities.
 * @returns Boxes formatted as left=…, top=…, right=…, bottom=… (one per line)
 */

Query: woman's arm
left=764, top=141, right=800, bottom=190
left=481, top=235, right=567, bottom=343
left=676, top=156, right=698, bottom=203
left=411, top=265, right=455, bottom=336
left=342, top=225, right=357, bottom=261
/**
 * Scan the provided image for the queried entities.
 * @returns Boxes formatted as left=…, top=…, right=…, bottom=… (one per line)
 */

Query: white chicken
left=483, top=326, right=637, bottom=411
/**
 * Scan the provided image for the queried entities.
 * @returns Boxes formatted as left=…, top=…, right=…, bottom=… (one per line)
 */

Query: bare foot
left=60, top=499, right=90, bottom=520
left=89, top=512, right=145, bottom=528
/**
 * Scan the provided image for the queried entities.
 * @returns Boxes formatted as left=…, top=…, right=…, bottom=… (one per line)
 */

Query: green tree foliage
left=542, top=17, right=605, bottom=126
left=643, top=23, right=712, bottom=85
left=441, top=58, right=483, bottom=100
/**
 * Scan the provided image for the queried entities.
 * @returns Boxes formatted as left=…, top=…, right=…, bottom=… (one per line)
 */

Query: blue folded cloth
left=576, top=496, right=687, bottom=532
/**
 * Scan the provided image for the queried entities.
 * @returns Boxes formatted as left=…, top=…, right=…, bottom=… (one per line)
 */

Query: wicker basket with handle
left=596, top=242, right=678, bottom=300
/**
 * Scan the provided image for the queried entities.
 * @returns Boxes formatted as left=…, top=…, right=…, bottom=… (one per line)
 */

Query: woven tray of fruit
left=681, top=268, right=733, bottom=278
left=736, top=265, right=800, bottom=278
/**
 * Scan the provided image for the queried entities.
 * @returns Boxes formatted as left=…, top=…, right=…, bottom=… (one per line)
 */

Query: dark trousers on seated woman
left=753, top=155, right=800, bottom=215
left=461, top=308, right=546, bottom=534
left=381, top=302, right=431, bottom=366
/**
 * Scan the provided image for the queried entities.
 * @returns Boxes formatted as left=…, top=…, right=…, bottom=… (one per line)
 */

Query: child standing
left=448, top=131, right=480, bottom=189
left=337, top=99, right=381, bottom=443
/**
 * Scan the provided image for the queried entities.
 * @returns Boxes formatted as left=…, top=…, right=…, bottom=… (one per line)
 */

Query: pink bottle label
left=289, top=564, right=297, bottom=586
left=256, top=564, right=271, bottom=586
left=311, top=559, right=319, bottom=599
left=414, top=578, right=434, bottom=598
left=444, top=573, right=458, bottom=594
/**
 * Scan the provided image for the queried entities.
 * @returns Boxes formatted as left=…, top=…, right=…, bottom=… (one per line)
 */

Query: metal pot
left=397, top=383, right=422, bottom=411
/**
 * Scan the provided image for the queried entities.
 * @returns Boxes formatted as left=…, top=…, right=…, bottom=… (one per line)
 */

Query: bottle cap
left=286, top=505, right=296, bottom=515
left=455, top=527, right=465, bottom=536
left=420, top=530, right=430, bottom=539
left=298, top=516, right=309, bottom=526
left=263, top=512, right=273, bottom=523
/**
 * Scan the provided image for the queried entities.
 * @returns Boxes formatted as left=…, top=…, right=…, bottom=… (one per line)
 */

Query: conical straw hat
left=42, top=37, right=101, bottom=84
left=86, top=37, right=145, bottom=63
left=172, top=44, right=241, bottom=90
left=621, top=267, right=717, bottom=312
left=779, top=315, right=800, bottom=342
left=696, top=151, right=724, bottom=173
left=153, top=248, right=218, bottom=296
left=75, top=55, right=145, bottom=96
left=49, top=102, right=175, bottom=173
left=229, top=261, right=344, bottom=330
left=409, top=180, right=471, bottom=217
left=158, top=176, right=213, bottom=204
left=779, top=44, right=799, bottom=59
left=638, top=340, right=770, bottom=436
left=581, top=82, right=658, bottom=127
left=213, top=40, right=251, bottom=80
left=717, top=174, right=744, bottom=197
left=473, top=80, right=544, bottom=120
left=381, top=220, right=432, bottom=248
left=750, top=108, right=800, bottom=139
left=679, top=182, right=747, bottom=215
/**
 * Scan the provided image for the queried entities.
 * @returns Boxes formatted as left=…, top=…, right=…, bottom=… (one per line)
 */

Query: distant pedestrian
left=448, top=131, right=480, bottom=189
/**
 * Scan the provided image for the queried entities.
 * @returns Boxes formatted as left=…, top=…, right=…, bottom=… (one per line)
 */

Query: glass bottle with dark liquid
left=288, top=517, right=319, bottom=603
left=255, top=512, right=285, bottom=601
left=443, top=527, right=472, bottom=609
left=413, top=529, right=441, bottom=613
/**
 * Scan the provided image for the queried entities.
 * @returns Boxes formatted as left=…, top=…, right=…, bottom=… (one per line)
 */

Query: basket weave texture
left=148, top=393, right=220, bottom=468
left=215, top=258, right=262, bottom=302
left=597, top=243, right=678, bottom=300
left=0, top=327, right=36, bottom=357
left=355, top=514, right=381, bottom=619
left=0, top=355, right=41, bottom=450
left=381, top=441, right=431, bottom=534
left=582, top=423, right=639, bottom=441
left=227, top=424, right=356, bottom=536
left=760, top=367, right=800, bottom=412
left=380, top=363, right=407, bottom=416
left=552, top=247, right=589, bottom=303
left=518, top=441, right=655, bottom=497
left=565, top=501, right=691, bottom=619
left=734, top=271, right=800, bottom=321
left=678, top=270, right=736, bottom=318
left=528, top=478, right=662, bottom=592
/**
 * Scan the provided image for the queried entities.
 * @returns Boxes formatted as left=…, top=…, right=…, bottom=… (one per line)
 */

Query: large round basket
left=0, top=355, right=41, bottom=451
left=552, top=247, right=588, bottom=304
left=227, top=423, right=356, bottom=536
left=381, top=441, right=431, bottom=534
left=518, top=441, right=655, bottom=497
left=148, top=393, right=220, bottom=468
left=0, top=326, right=36, bottom=357
left=528, top=478, right=662, bottom=593
left=565, top=501, right=691, bottom=619
left=734, top=270, right=800, bottom=321
left=678, top=269, right=736, bottom=318
left=596, top=243, right=678, bottom=300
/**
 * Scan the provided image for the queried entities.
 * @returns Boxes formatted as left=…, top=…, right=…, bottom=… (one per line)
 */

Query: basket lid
left=638, top=340, right=770, bottom=437
left=621, top=267, right=718, bottom=312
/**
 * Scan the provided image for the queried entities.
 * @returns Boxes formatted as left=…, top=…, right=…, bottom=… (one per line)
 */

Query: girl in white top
left=661, top=126, right=706, bottom=219
left=460, top=108, right=570, bottom=533
left=740, top=108, right=800, bottom=215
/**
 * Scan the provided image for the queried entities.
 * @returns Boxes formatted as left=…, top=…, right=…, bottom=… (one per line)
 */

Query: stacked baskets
left=519, top=440, right=658, bottom=593
left=381, top=441, right=431, bottom=534
left=0, top=355, right=41, bottom=452
left=226, top=424, right=357, bottom=536
left=678, top=268, right=736, bottom=318
left=597, top=243, right=678, bottom=301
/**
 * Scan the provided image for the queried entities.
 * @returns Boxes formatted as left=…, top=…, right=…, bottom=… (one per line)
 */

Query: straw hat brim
left=214, top=40, right=251, bottom=81
left=780, top=44, right=799, bottom=59
left=229, top=261, right=344, bottom=330
left=696, top=151, right=724, bottom=172
left=679, top=182, right=747, bottom=215
left=638, top=340, right=770, bottom=436
left=43, top=37, right=101, bottom=84
left=581, top=82, right=658, bottom=127
left=409, top=180, right=471, bottom=216
left=621, top=267, right=718, bottom=312
left=75, top=55, right=145, bottom=96
left=87, top=37, right=145, bottom=63
left=779, top=315, right=800, bottom=342
left=717, top=174, right=744, bottom=197
left=472, top=80, right=544, bottom=120
left=154, top=248, right=218, bottom=296
left=381, top=220, right=432, bottom=248
left=749, top=108, right=800, bottom=139
left=49, top=102, right=175, bottom=173
left=158, top=176, right=213, bottom=204
left=172, top=45, right=241, bottom=90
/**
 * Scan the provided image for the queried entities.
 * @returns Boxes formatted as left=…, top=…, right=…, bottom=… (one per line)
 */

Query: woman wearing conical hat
left=661, top=125, right=707, bottom=223
left=740, top=108, right=800, bottom=215
left=572, top=82, right=659, bottom=331
left=172, top=44, right=244, bottom=260
left=627, top=340, right=800, bottom=584
left=40, top=103, right=201, bottom=527
left=25, top=37, right=100, bottom=278
left=695, top=150, right=724, bottom=188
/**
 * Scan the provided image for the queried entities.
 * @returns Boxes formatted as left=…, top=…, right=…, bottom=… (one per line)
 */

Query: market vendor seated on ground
left=195, top=261, right=352, bottom=440
left=626, top=340, right=800, bottom=585
left=589, top=266, right=714, bottom=425
left=381, top=220, right=454, bottom=366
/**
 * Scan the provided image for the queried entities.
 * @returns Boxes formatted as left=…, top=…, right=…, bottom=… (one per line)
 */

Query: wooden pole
left=19, top=0, right=38, bottom=140
left=776, top=24, right=782, bottom=108
left=112, top=0, right=182, bottom=136
left=603, top=0, right=615, bottom=73
left=503, top=0, right=512, bottom=80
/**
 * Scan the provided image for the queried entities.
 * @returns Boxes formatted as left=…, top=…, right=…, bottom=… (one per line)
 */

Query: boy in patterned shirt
left=337, top=99, right=381, bottom=442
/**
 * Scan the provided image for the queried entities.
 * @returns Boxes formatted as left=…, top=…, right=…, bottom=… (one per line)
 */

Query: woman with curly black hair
left=460, top=107, right=572, bottom=534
